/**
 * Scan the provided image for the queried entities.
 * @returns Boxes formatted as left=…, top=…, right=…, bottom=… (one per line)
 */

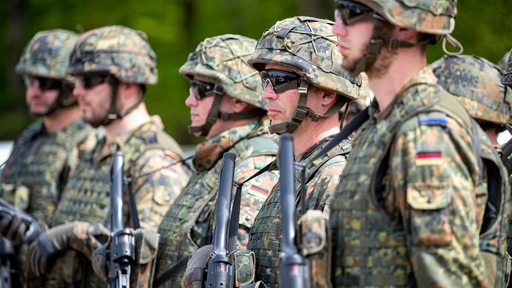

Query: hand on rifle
left=28, top=221, right=109, bottom=276
left=181, top=244, right=213, bottom=288
left=0, top=213, right=28, bottom=245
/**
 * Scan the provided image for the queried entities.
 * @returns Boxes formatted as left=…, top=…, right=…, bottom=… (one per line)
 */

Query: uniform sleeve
left=130, top=148, right=191, bottom=229
left=389, top=117, right=486, bottom=287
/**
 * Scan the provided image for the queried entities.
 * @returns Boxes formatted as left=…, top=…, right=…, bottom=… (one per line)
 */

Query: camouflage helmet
left=249, top=16, right=360, bottom=101
left=67, top=25, right=158, bottom=84
left=502, top=48, right=512, bottom=87
left=179, top=34, right=263, bottom=108
left=352, top=0, right=457, bottom=35
left=432, top=54, right=512, bottom=125
left=15, top=29, right=78, bottom=80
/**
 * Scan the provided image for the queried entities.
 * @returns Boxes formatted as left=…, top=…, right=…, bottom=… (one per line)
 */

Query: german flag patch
left=416, top=151, right=443, bottom=166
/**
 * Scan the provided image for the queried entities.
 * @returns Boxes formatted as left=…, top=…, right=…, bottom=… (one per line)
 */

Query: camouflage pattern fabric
left=179, top=34, right=264, bottom=108
left=15, top=29, right=77, bottom=80
left=351, top=0, right=457, bottom=35
left=37, top=116, right=190, bottom=288
left=431, top=54, right=512, bottom=125
left=1, top=118, right=94, bottom=223
left=330, top=66, right=497, bottom=287
left=67, top=25, right=157, bottom=85
left=247, top=136, right=351, bottom=288
left=154, top=117, right=279, bottom=287
left=248, top=16, right=360, bottom=102
left=0, top=118, right=95, bottom=287
left=503, top=48, right=512, bottom=87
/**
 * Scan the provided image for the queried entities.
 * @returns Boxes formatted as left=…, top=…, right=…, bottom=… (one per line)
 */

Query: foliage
left=0, top=0, right=510, bottom=144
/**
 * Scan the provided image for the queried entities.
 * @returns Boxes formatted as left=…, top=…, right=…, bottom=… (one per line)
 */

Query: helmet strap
left=100, top=77, right=145, bottom=126
left=352, top=19, right=417, bottom=76
left=188, top=88, right=224, bottom=137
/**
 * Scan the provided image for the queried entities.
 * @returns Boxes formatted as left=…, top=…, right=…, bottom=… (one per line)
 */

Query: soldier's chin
left=84, top=116, right=104, bottom=128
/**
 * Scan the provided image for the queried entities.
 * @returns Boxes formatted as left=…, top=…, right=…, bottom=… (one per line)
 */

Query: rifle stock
left=108, top=151, right=135, bottom=288
left=278, top=133, right=310, bottom=288
left=205, top=152, right=236, bottom=288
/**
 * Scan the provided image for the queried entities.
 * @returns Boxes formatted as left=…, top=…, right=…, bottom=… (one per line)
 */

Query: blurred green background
left=1, top=0, right=510, bottom=145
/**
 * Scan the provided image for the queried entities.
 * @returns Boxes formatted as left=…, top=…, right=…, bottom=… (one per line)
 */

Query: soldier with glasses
left=329, top=0, right=510, bottom=286
left=26, top=25, right=191, bottom=287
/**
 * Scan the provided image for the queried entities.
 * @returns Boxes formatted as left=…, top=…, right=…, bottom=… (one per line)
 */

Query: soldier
left=0, top=29, right=95, bottom=286
left=431, top=54, right=512, bottom=287
left=148, top=34, right=279, bottom=287
left=330, top=0, right=510, bottom=287
left=26, top=25, right=191, bottom=287
left=182, top=17, right=364, bottom=288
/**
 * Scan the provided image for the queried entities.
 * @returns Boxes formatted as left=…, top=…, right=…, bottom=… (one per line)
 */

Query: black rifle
left=278, top=133, right=310, bottom=288
left=499, top=137, right=512, bottom=175
left=108, top=152, right=135, bottom=288
left=205, top=152, right=236, bottom=288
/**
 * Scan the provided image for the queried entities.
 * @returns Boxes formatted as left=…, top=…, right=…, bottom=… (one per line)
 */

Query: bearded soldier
left=0, top=29, right=95, bottom=286
left=26, top=25, right=191, bottom=287
left=330, top=0, right=510, bottom=286
left=181, top=16, right=364, bottom=288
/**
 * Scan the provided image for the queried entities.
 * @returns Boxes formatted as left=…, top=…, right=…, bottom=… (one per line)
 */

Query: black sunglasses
left=189, top=79, right=217, bottom=100
left=75, top=74, right=112, bottom=90
left=260, top=69, right=302, bottom=94
left=23, top=76, right=63, bottom=91
left=334, top=0, right=381, bottom=25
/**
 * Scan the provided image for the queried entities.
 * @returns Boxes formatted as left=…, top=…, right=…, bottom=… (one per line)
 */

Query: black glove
left=181, top=244, right=213, bottom=288
left=92, top=244, right=109, bottom=283
left=0, top=214, right=27, bottom=245
left=28, top=222, right=77, bottom=276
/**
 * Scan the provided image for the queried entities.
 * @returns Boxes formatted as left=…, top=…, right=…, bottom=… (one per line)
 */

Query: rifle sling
left=152, top=255, right=189, bottom=287
left=230, top=163, right=272, bottom=251
left=126, top=177, right=140, bottom=229
left=152, top=163, right=273, bottom=288
left=312, top=107, right=370, bottom=162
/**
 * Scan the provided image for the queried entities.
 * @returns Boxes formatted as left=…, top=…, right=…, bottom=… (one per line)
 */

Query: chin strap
left=101, top=79, right=144, bottom=126
left=269, top=81, right=349, bottom=134
left=189, top=86, right=267, bottom=137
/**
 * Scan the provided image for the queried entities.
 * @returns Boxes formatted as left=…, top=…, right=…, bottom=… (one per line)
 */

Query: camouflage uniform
left=244, top=17, right=362, bottom=288
left=431, top=54, right=512, bottom=287
left=26, top=25, right=191, bottom=288
left=155, top=118, right=278, bottom=286
left=247, top=137, right=351, bottom=287
left=1, top=118, right=93, bottom=225
left=0, top=29, right=96, bottom=287
left=330, top=66, right=492, bottom=287
left=151, top=34, right=278, bottom=287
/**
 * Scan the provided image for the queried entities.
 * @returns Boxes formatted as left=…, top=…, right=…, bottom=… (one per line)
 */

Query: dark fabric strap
left=152, top=255, right=189, bottom=287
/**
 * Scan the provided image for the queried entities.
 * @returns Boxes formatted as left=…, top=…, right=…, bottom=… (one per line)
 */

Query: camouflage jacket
left=38, top=115, right=191, bottom=288
left=330, top=67, right=496, bottom=287
left=154, top=117, right=278, bottom=287
left=0, top=118, right=94, bottom=223
left=247, top=135, right=351, bottom=288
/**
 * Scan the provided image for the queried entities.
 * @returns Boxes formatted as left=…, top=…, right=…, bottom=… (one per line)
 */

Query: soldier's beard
left=366, top=47, right=397, bottom=79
